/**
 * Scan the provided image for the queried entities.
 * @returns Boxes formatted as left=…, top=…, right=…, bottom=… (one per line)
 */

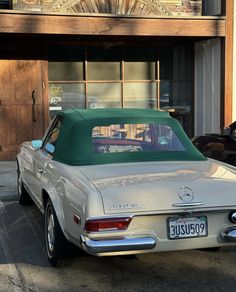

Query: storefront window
left=49, top=62, right=84, bottom=81
left=124, top=82, right=157, bottom=109
left=49, top=83, right=85, bottom=116
left=160, top=81, right=192, bottom=112
left=124, top=62, right=155, bottom=80
left=87, top=62, right=121, bottom=80
left=87, top=83, right=121, bottom=108
left=48, top=46, right=194, bottom=136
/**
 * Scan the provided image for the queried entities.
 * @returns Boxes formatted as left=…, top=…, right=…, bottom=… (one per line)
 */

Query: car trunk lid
left=81, top=160, right=236, bottom=214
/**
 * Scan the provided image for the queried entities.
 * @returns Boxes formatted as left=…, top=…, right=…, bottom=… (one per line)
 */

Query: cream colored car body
left=17, top=142, right=236, bottom=256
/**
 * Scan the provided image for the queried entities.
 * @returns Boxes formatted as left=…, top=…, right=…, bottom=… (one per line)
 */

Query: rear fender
left=42, top=179, right=67, bottom=235
left=16, top=153, right=23, bottom=173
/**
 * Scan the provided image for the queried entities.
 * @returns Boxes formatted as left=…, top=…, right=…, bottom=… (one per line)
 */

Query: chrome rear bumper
left=221, top=227, right=236, bottom=242
left=80, top=235, right=157, bottom=254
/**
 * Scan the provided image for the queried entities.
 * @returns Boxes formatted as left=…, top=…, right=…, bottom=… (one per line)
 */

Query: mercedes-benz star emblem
left=178, top=186, right=194, bottom=202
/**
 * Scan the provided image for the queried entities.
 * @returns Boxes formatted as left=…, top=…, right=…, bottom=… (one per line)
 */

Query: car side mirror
left=31, top=140, right=43, bottom=150
left=222, top=127, right=230, bottom=136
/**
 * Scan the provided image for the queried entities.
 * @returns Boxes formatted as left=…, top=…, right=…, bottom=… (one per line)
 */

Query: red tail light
left=84, top=217, right=132, bottom=233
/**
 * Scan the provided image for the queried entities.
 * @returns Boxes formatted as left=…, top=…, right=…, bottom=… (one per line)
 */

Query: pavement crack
left=7, top=275, right=36, bottom=292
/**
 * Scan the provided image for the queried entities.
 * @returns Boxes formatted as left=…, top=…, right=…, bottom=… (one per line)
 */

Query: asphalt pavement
left=0, top=161, right=17, bottom=201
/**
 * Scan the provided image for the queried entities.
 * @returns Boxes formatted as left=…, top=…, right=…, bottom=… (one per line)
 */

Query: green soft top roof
left=52, top=108, right=206, bottom=165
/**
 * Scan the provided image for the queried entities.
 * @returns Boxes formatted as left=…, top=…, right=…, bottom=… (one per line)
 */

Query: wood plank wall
left=0, top=13, right=225, bottom=37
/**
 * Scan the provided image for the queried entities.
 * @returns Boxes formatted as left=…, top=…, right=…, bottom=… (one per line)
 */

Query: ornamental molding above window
left=12, top=0, right=202, bottom=16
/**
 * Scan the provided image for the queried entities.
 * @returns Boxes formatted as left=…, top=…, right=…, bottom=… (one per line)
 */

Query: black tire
left=17, top=166, right=31, bottom=205
left=227, top=155, right=236, bottom=167
left=45, top=198, right=68, bottom=267
left=199, top=247, right=221, bottom=252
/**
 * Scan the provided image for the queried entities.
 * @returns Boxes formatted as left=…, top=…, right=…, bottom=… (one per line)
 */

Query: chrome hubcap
left=17, top=171, right=22, bottom=195
left=47, top=210, right=55, bottom=254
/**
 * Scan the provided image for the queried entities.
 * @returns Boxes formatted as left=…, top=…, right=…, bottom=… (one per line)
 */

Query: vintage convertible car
left=17, top=108, right=236, bottom=266
left=192, top=121, right=236, bottom=166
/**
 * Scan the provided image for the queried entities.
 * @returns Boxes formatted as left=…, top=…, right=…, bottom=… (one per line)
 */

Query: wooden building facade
left=0, top=0, right=234, bottom=160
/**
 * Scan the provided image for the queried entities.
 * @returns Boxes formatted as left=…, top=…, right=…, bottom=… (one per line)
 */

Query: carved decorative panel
left=12, top=0, right=202, bottom=16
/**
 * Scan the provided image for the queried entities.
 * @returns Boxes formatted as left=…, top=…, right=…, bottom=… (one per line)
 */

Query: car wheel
left=17, top=166, right=31, bottom=205
left=45, top=198, right=68, bottom=267
left=199, top=247, right=221, bottom=252
left=227, top=156, right=236, bottom=166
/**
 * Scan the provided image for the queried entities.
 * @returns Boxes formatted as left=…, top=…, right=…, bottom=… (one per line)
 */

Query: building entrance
left=0, top=60, right=44, bottom=160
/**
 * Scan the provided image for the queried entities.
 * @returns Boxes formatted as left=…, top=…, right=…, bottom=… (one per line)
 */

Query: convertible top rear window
left=52, top=108, right=206, bottom=165
left=92, top=123, right=186, bottom=154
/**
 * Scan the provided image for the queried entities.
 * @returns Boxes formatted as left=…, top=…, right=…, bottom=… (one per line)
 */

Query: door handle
left=37, top=169, right=43, bottom=174
left=32, top=90, right=37, bottom=122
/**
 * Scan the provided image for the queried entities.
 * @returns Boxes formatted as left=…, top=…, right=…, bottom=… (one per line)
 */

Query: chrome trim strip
left=80, top=235, right=156, bottom=254
left=130, top=207, right=236, bottom=216
left=105, top=206, right=236, bottom=217
left=172, top=202, right=204, bottom=207
left=85, top=215, right=134, bottom=221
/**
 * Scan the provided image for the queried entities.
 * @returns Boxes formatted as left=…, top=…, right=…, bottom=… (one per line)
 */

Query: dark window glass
left=87, top=62, right=121, bottom=80
left=160, top=81, right=192, bottom=112
left=87, top=47, right=122, bottom=80
left=159, top=48, right=173, bottom=80
left=124, top=48, right=156, bottom=61
left=87, top=47, right=122, bottom=61
left=124, top=62, right=155, bottom=80
left=49, top=62, right=84, bottom=81
left=172, top=47, right=193, bottom=81
left=43, top=118, right=63, bottom=155
left=49, top=47, right=85, bottom=61
left=87, top=83, right=121, bottom=108
left=124, top=82, right=157, bottom=109
left=0, top=0, right=11, bottom=9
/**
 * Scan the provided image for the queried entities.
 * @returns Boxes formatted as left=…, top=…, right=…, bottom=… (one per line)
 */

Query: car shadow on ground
left=1, top=201, right=236, bottom=291
left=0, top=200, right=90, bottom=267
